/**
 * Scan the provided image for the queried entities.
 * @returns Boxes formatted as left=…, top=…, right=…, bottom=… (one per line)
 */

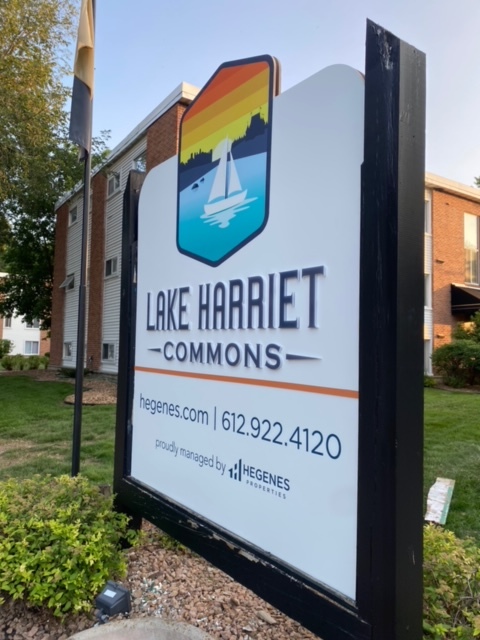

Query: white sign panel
left=131, top=63, right=364, bottom=599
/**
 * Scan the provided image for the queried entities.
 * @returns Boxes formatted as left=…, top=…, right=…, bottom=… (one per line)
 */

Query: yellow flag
left=74, top=0, right=94, bottom=96
left=69, top=0, right=95, bottom=154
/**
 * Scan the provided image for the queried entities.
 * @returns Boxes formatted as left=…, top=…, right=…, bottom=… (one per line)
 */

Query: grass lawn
left=0, top=376, right=115, bottom=485
left=424, top=388, right=480, bottom=543
left=1, top=376, right=480, bottom=543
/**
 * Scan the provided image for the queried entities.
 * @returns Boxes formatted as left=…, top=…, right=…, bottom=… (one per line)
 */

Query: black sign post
left=356, top=19, right=425, bottom=638
left=114, top=21, right=425, bottom=640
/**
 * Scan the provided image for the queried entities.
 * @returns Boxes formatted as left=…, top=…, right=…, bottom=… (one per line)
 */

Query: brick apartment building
left=424, top=173, right=480, bottom=373
left=50, top=83, right=198, bottom=373
left=0, top=273, right=50, bottom=356
left=49, top=83, right=480, bottom=377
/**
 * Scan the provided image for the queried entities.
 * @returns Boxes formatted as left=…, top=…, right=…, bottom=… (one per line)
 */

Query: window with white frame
left=4, top=317, right=12, bottom=328
left=26, top=319, right=40, bottom=328
left=107, top=172, right=120, bottom=196
left=464, top=213, right=479, bottom=285
left=133, top=152, right=147, bottom=172
left=25, top=341, right=39, bottom=355
left=105, top=257, right=118, bottom=277
left=63, top=342, right=72, bottom=358
left=69, top=206, right=78, bottom=226
left=60, top=273, right=75, bottom=290
left=102, top=343, right=115, bottom=361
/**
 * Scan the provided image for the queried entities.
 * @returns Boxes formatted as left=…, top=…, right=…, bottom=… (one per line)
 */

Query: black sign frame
left=114, top=21, right=425, bottom=640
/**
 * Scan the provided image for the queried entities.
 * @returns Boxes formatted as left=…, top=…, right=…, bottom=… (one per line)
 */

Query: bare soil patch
left=0, top=439, right=37, bottom=469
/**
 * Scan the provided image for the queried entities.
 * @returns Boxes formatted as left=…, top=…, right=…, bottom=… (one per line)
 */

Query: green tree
left=0, top=215, right=11, bottom=271
left=0, top=0, right=111, bottom=329
left=0, top=131, right=110, bottom=329
left=0, top=0, right=78, bottom=204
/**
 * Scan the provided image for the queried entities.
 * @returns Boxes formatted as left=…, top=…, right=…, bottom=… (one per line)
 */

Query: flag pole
left=69, top=0, right=95, bottom=476
left=72, top=146, right=92, bottom=476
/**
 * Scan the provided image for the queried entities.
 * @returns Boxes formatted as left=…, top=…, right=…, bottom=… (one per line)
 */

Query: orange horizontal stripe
left=134, top=366, right=358, bottom=399
left=184, top=62, right=269, bottom=122
left=182, top=71, right=270, bottom=138
left=181, top=91, right=269, bottom=152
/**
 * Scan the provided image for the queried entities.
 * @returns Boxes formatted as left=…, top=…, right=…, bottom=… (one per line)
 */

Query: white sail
left=203, top=137, right=247, bottom=216
left=212, top=138, right=231, bottom=161
left=208, top=140, right=229, bottom=203
left=227, top=152, right=242, bottom=195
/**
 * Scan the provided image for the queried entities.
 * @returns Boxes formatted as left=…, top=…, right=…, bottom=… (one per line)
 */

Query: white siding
left=424, top=190, right=433, bottom=375
left=424, top=234, right=432, bottom=275
left=62, top=196, right=83, bottom=367
left=424, top=308, right=433, bottom=340
left=2, top=315, right=41, bottom=355
left=101, top=137, right=147, bottom=373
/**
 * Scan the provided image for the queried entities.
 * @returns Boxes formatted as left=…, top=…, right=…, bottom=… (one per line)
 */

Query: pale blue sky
left=83, top=0, right=480, bottom=186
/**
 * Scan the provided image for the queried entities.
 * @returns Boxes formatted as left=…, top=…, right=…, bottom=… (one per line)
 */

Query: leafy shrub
left=40, top=355, right=49, bottom=369
left=1, top=355, right=14, bottom=370
left=59, top=367, right=89, bottom=379
left=0, top=339, right=13, bottom=359
left=0, top=475, right=134, bottom=616
left=424, top=375, right=436, bottom=388
left=452, top=311, right=480, bottom=343
left=432, top=340, right=480, bottom=387
left=12, top=354, right=25, bottom=370
left=26, top=355, right=41, bottom=370
left=424, top=524, right=480, bottom=639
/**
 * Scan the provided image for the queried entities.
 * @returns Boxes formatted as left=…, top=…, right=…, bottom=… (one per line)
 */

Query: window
left=63, top=342, right=72, bottom=358
left=133, top=152, right=147, bottom=172
left=105, top=257, right=118, bottom=277
left=464, top=213, right=479, bottom=285
left=4, top=317, right=12, bottom=328
left=60, top=274, right=75, bottom=290
left=102, top=343, right=115, bottom=361
left=25, top=341, right=39, bottom=355
left=69, top=206, right=78, bottom=225
left=26, top=319, right=40, bottom=329
left=107, top=172, right=120, bottom=196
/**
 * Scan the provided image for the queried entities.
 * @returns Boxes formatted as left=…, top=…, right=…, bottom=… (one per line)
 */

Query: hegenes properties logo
left=228, top=458, right=290, bottom=499
left=176, top=55, right=279, bottom=267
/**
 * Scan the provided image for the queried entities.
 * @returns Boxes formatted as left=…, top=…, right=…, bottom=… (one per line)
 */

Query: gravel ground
left=0, top=371, right=318, bottom=640
left=0, top=523, right=317, bottom=640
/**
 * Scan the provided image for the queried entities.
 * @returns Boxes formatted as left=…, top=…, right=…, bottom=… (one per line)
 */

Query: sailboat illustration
left=203, top=138, right=247, bottom=216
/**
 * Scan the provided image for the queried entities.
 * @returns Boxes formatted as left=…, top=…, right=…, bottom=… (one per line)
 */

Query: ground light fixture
left=95, top=581, right=131, bottom=624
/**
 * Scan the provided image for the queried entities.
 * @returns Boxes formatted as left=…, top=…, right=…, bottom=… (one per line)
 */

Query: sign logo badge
left=177, top=55, right=279, bottom=266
